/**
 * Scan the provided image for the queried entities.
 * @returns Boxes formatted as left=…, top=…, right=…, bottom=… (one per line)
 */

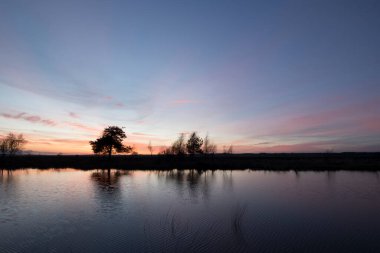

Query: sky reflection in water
left=1, top=169, right=380, bottom=252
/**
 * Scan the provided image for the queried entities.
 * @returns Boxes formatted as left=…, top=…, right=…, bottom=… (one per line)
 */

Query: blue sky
left=0, top=0, right=379, bottom=154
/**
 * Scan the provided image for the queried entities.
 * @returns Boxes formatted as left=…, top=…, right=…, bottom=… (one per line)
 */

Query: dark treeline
left=89, top=126, right=221, bottom=157
left=1, top=126, right=380, bottom=171
left=1, top=153, right=380, bottom=171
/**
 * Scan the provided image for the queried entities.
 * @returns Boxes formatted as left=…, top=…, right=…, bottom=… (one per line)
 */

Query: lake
left=1, top=169, right=380, bottom=252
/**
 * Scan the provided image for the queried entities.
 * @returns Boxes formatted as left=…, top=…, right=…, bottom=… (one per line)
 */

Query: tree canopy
left=0, top=133, right=27, bottom=155
left=161, top=132, right=218, bottom=155
left=203, top=134, right=217, bottom=154
left=186, top=132, right=203, bottom=154
left=89, top=126, right=132, bottom=158
left=171, top=133, right=187, bottom=155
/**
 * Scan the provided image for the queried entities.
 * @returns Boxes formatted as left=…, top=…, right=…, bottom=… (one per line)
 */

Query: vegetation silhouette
left=161, top=132, right=218, bottom=156
left=164, top=133, right=186, bottom=155
left=1, top=153, right=380, bottom=171
left=148, top=141, right=153, bottom=155
left=0, top=133, right=27, bottom=156
left=186, top=132, right=203, bottom=155
left=223, top=145, right=233, bottom=154
left=89, top=126, right=132, bottom=159
left=1, top=128, right=379, bottom=171
left=203, top=134, right=217, bottom=154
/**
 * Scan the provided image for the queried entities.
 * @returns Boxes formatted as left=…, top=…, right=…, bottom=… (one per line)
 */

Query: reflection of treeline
left=160, top=132, right=232, bottom=155
left=91, top=170, right=132, bottom=189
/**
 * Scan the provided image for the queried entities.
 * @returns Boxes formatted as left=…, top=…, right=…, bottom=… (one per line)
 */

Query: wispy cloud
left=1, top=112, right=57, bottom=126
left=132, top=132, right=153, bottom=136
left=171, top=99, right=199, bottom=105
left=1, top=111, right=99, bottom=134
left=254, top=142, right=272, bottom=145
left=49, top=138, right=90, bottom=145
left=64, top=122, right=100, bottom=133
left=69, top=112, right=80, bottom=118
left=129, top=132, right=169, bottom=142
left=1, top=112, right=26, bottom=119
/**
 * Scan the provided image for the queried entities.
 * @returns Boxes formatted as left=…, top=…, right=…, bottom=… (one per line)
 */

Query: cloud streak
left=1, top=112, right=57, bottom=126
left=64, top=122, right=100, bottom=133
left=171, top=99, right=199, bottom=105
left=69, top=112, right=80, bottom=118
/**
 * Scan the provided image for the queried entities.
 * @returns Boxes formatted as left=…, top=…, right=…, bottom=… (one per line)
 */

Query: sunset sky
left=0, top=0, right=379, bottom=154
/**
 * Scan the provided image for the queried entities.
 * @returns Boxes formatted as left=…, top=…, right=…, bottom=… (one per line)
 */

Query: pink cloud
left=41, top=119, right=56, bottom=125
left=229, top=98, right=380, bottom=140
left=49, top=139, right=90, bottom=145
left=1, top=112, right=26, bottom=119
left=231, top=141, right=336, bottom=153
left=254, top=142, right=272, bottom=145
left=135, top=120, right=145, bottom=125
left=132, top=132, right=152, bottom=136
left=69, top=112, right=80, bottom=118
left=362, top=118, right=380, bottom=132
left=229, top=132, right=380, bottom=153
left=1, top=112, right=56, bottom=126
left=171, top=99, right=199, bottom=105
left=24, top=115, right=41, bottom=122
left=64, top=122, right=100, bottom=133
left=128, top=132, right=169, bottom=142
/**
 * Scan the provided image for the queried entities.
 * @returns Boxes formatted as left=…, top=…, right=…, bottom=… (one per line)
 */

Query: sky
left=0, top=0, right=379, bottom=154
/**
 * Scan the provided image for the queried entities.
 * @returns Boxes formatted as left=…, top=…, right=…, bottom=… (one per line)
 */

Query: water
left=1, top=169, right=380, bottom=252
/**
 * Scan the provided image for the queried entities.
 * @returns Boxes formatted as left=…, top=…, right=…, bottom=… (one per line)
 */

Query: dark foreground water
left=1, top=169, right=380, bottom=253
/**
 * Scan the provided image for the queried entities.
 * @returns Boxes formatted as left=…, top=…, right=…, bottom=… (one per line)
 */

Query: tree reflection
left=156, top=170, right=218, bottom=200
left=219, top=170, right=234, bottom=192
left=90, top=169, right=132, bottom=192
left=90, top=169, right=133, bottom=216
left=0, top=169, right=14, bottom=187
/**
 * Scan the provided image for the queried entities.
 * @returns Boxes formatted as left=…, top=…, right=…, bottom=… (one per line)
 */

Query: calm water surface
left=1, top=169, right=380, bottom=252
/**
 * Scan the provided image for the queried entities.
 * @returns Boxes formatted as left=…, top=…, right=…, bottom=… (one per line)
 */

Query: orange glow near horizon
left=24, top=138, right=161, bottom=155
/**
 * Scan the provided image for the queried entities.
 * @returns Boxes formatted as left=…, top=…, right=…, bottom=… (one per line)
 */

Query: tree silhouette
left=203, top=134, right=217, bottom=154
left=223, top=145, right=233, bottom=154
left=0, top=138, right=7, bottom=156
left=186, top=132, right=203, bottom=155
left=147, top=141, right=153, bottom=155
left=171, top=133, right=187, bottom=155
left=89, top=126, right=132, bottom=159
left=0, top=133, right=27, bottom=156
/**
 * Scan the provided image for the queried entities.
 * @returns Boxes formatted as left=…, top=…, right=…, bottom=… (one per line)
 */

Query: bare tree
left=223, top=145, right=233, bottom=154
left=131, top=144, right=137, bottom=155
left=0, top=138, right=9, bottom=156
left=147, top=141, right=153, bottom=155
left=160, top=147, right=173, bottom=155
left=227, top=145, right=233, bottom=154
left=171, top=133, right=186, bottom=155
left=0, top=133, right=27, bottom=155
left=203, top=134, right=217, bottom=154
left=158, top=146, right=169, bottom=155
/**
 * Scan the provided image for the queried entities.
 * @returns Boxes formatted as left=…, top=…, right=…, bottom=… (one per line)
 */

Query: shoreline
left=1, top=153, right=380, bottom=171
